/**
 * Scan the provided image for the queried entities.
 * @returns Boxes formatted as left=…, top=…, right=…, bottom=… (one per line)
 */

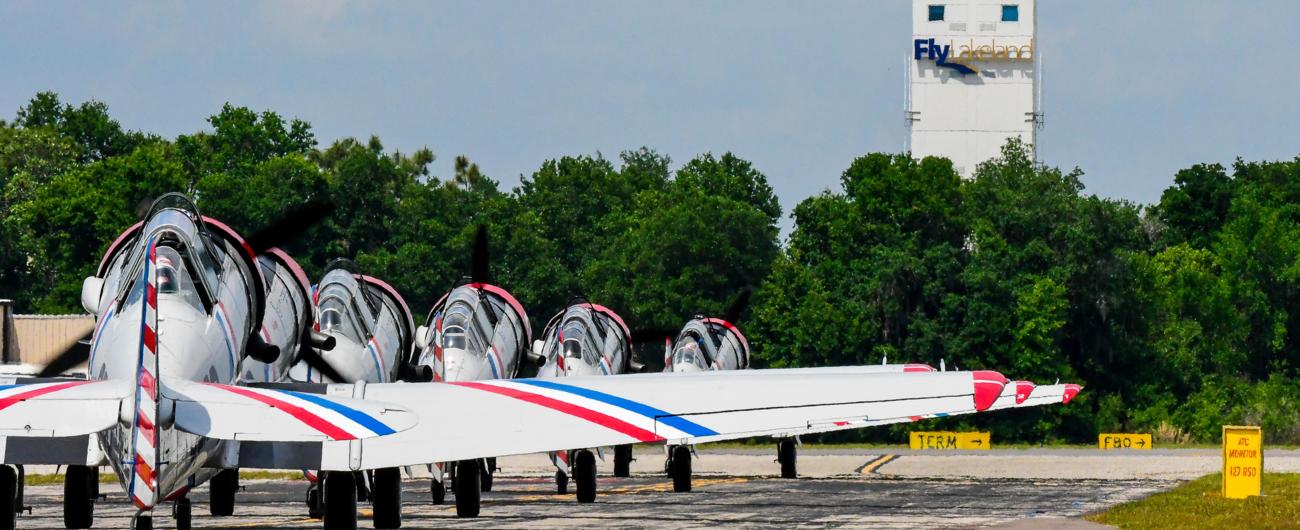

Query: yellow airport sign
left=1098, top=433, right=1153, bottom=450
left=909, top=431, right=990, bottom=450
left=1222, top=426, right=1263, bottom=499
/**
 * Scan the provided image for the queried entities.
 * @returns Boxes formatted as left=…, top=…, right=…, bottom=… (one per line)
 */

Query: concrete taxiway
left=17, top=446, right=1298, bottom=529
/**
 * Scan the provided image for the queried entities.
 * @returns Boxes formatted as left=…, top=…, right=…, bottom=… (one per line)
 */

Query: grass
left=1086, top=473, right=1300, bottom=529
left=23, top=469, right=305, bottom=486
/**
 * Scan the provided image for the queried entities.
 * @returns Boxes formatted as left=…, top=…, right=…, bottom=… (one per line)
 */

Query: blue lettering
left=913, top=39, right=929, bottom=60
left=934, top=42, right=949, bottom=63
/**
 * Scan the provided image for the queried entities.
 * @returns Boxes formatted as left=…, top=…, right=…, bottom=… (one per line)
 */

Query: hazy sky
left=4, top=1, right=1298, bottom=233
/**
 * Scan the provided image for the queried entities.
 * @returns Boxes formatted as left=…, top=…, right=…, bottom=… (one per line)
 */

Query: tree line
left=2, top=92, right=1297, bottom=444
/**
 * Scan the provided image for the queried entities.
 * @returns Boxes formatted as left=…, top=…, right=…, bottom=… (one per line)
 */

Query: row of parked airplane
left=0, top=194, right=1081, bottom=530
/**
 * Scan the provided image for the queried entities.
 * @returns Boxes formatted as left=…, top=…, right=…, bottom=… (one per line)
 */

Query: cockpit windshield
left=317, top=296, right=364, bottom=344
left=560, top=320, right=602, bottom=366
left=117, top=203, right=222, bottom=311
left=672, top=332, right=710, bottom=370
left=440, top=301, right=484, bottom=355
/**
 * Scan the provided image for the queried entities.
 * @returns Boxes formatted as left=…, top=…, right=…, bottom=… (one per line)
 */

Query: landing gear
left=453, top=459, right=481, bottom=518
left=131, top=513, right=152, bottom=530
left=173, top=498, right=192, bottom=530
left=65, top=464, right=97, bottom=528
left=0, top=465, right=16, bottom=530
left=554, top=469, right=568, bottom=495
left=778, top=438, right=798, bottom=479
left=573, top=449, right=597, bottom=503
left=480, top=457, right=495, bottom=492
left=668, top=445, right=692, bottom=492
left=306, top=484, right=322, bottom=518
left=323, top=471, right=358, bottom=530
left=371, top=467, right=402, bottom=529
left=430, top=478, right=445, bottom=505
left=209, top=468, right=238, bottom=516
left=613, top=444, right=633, bottom=477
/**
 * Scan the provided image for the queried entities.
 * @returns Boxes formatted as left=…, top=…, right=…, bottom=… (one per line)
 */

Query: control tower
left=906, top=0, right=1041, bottom=176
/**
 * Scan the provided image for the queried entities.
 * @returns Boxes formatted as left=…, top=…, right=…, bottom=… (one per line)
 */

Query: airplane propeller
left=36, top=333, right=93, bottom=378
left=470, top=224, right=491, bottom=284
left=721, top=287, right=753, bottom=325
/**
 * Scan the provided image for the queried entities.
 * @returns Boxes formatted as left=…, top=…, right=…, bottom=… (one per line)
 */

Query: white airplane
left=533, top=300, right=640, bottom=502
left=410, top=226, right=531, bottom=515
left=1, top=195, right=1082, bottom=530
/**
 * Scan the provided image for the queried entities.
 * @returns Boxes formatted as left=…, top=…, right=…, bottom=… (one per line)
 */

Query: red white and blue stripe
left=452, top=379, right=718, bottom=443
left=128, top=237, right=160, bottom=510
left=205, top=384, right=397, bottom=441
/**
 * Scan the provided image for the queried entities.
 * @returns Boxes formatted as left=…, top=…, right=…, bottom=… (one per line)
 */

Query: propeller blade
left=722, top=287, right=753, bottom=325
left=297, top=347, right=348, bottom=383
left=37, top=331, right=94, bottom=378
left=244, top=198, right=336, bottom=254
left=470, top=224, right=491, bottom=283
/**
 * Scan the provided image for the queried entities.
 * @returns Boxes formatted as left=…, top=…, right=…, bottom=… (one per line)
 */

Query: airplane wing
left=162, top=379, right=417, bottom=442
left=0, top=379, right=130, bottom=437
left=258, top=368, right=1016, bottom=471
left=757, top=380, right=1080, bottom=439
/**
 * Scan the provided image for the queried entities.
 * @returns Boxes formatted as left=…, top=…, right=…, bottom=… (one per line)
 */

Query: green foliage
left=2, top=92, right=1298, bottom=444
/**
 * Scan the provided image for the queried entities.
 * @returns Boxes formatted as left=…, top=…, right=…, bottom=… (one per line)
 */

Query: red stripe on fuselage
left=452, top=381, right=663, bottom=443
left=0, top=381, right=94, bottom=411
left=207, top=384, right=355, bottom=441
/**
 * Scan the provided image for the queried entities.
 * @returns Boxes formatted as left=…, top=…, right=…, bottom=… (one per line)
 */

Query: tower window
left=1002, top=5, right=1019, bottom=22
left=928, top=5, right=945, bottom=22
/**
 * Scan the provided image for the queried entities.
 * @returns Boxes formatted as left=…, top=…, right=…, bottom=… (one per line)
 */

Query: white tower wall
left=907, top=0, right=1039, bottom=176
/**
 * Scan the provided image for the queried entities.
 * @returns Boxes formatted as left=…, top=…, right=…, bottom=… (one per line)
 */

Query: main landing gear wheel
left=480, top=457, right=495, bottom=492
left=778, top=438, right=798, bottom=479
left=371, top=467, right=402, bottom=529
left=209, top=468, right=238, bottom=516
left=670, top=445, right=692, bottom=493
left=0, top=466, right=15, bottom=530
left=430, top=479, right=445, bottom=505
left=306, top=484, right=322, bottom=518
left=454, top=459, right=481, bottom=518
left=323, top=471, right=358, bottom=530
left=131, top=514, right=151, bottom=530
left=173, top=498, right=192, bottom=530
left=574, top=449, right=597, bottom=503
left=555, top=470, right=568, bottom=495
left=64, top=464, right=97, bottom=529
left=613, top=444, right=633, bottom=477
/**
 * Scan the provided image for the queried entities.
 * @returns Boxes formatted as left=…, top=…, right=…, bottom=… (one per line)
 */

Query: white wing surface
left=0, top=380, right=131, bottom=437
left=305, top=368, right=1012, bottom=471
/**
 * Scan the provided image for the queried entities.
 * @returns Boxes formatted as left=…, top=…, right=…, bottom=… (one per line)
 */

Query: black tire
left=323, top=471, right=358, bottom=530
left=132, top=515, right=151, bottom=530
left=480, top=458, right=494, bottom=492
left=174, top=498, right=192, bottom=530
left=208, top=468, right=238, bottom=516
left=430, top=479, right=445, bottom=505
left=613, top=444, right=633, bottom=477
left=454, top=460, right=481, bottom=518
left=371, top=468, right=402, bottom=529
left=574, top=449, right=597, bottom=503
left=778, top=439, right=798, bottom=479
left=555, top=470, right=568, bottom=495
left=306, top=485, right=321, bottom=519
left=64, top=465, right=96, bottom=529
left=0, top=466, right=14, bottom=530
left=670, top=445, right=692, bottom=493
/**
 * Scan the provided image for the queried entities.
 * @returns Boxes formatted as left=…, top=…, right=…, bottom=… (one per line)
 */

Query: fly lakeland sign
left=913, top=38, right=1034, bottom=75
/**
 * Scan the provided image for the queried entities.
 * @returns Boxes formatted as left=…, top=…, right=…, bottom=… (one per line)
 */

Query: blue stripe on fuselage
left=513, top=379, right=718, bottom=437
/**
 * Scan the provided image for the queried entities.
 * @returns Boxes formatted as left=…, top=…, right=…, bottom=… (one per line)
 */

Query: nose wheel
left=668, top=445, right=692, bottom=492
left=613, top=444, right=634, bottom=477
left=370, top=467, right=402, bottom=529
left=173, top=498, right=192, bottom=530
left=209, top=468, right=238, bottom=516
left=322, top=471, right=357, bottom=530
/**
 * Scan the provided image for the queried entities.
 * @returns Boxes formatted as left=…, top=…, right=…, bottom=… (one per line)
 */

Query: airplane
left=0, top=194, right=1083, bottom=530
left=532, top=300, right=641, bottom=502
left=271, top=259, right=418, bottom=527
left=409, top=226, right=531, bottom=516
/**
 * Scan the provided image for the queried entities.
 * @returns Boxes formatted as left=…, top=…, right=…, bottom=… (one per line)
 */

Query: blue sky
left=3, top=1, right=1298, bottom=233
